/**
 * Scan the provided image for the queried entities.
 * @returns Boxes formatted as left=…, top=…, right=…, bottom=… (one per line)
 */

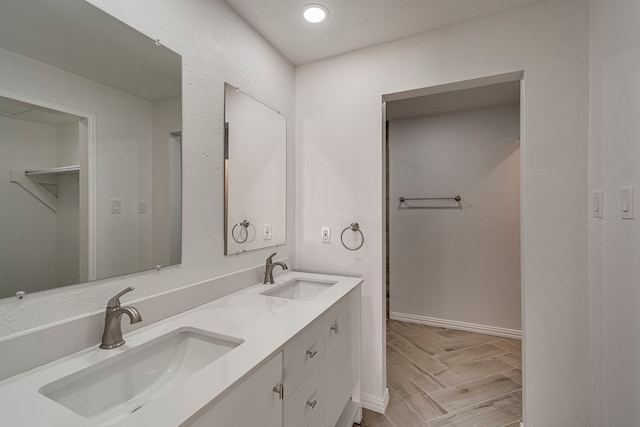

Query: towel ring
left=232, top=220, right=250, bottom=244
left=341, top=222, right=365, bottom=251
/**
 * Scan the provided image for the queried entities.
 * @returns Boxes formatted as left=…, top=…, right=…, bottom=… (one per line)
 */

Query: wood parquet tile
left=432, top=357, right=513, bottom=387
left=433, top=343, right=504, bottom=368
left=497, top=353, right=522, bottom=370
left=430, top=373, right=521, bottom=413
left=355, top=321, right=522, bottom=427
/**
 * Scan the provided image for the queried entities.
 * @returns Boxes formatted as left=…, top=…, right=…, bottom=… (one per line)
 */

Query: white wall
left=295, top=0, right=589, bottom=424
left=589, top=0, right=640, bottom=425
left=389, top=105, right=520, bottom=331
left=0, top=0, right=295, bottom=338
left=0, top=116, right=58, bottom=298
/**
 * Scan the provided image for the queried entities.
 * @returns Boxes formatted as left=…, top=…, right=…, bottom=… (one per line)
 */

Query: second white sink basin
left=261, top=278, right=337, bottom=300
left=39, top=327, right=243, bottom=425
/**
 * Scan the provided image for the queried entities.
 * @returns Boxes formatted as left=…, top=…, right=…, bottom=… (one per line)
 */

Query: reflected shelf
left=24, top=165, right=80, bottom=176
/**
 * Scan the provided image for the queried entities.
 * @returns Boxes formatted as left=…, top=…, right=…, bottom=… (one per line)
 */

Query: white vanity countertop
left=0, top=271, right=362, bottom=427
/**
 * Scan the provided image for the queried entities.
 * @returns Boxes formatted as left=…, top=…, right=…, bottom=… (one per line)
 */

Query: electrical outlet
left=111, top=199, right=121, bottom=214
left=263, top=224, right=272, bottom=240
left=321, top=226, right=331, bottom=243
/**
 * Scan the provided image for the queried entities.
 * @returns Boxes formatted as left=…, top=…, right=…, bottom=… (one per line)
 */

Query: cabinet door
left=182, top=352, right=283, bottom=427
left=326, top=345, right=353, bottom=427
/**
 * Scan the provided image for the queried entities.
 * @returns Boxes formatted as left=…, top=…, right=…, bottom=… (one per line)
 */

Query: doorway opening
left=377, top=72, right=524, bottom=426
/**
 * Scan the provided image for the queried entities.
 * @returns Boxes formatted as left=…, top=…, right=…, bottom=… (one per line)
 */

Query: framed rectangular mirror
left=224, top=83, right=286, bottom=254
left=0, top=0, right=182, bottom=299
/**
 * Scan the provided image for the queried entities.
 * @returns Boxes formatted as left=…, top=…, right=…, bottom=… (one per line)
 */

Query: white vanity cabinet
left=282, top=290, right=358, bottom=427
left=186, top=288, right=359, bottom=427
left=182, top=352, right=283, bottom=427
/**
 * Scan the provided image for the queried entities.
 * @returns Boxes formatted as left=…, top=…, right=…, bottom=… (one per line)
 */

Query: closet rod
left=399, top=196, right=461, bottom=203
left=24, top=165, right=80, bottom=176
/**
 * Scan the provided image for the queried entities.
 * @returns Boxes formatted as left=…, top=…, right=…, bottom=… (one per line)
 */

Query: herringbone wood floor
left=355, top=321, right=522, bottom=427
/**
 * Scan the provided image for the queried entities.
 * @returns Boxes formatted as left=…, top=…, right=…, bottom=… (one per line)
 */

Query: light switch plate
left=321, top=226, right=331, bottom=243
left=593, top=191, right=603, bottom=218
left=138, top=201, right=147, bottom=214
left=263, top=224, right=272, bottom=240
left=111, top=199, right=121, bottom=214
left=621, top=187, right=634, bottom=219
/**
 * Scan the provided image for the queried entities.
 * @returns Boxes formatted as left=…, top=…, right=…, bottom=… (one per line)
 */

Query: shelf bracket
left=10, top=169, right=57, bottom=212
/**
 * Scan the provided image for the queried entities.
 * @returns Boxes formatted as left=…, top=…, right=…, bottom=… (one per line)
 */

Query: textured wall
left=295, top=0, right=589, bottom=423
left=0, top=0, right=295, bottom=338
left=589, top=0, right=640, bottom=425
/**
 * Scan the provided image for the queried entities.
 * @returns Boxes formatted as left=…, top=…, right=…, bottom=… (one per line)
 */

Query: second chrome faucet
left=263, top=253, right=288, bottom=284
left=100, top=286, right=142, bottom=349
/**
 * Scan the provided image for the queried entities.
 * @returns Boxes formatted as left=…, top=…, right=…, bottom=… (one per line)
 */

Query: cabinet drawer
left=182, top=353, right=282, bottom=427
left=283, top=318, right=327, bottom=400
left=284, top=357, right=328, bottom=427
left=325, top=296, right=351, bottom=352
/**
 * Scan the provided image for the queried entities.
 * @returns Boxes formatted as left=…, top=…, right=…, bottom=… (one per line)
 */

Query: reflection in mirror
left=0, top=96, right=91, bottom=297
left=224, top=84, right=286, bottom=254
left=0, top=0, right=182, bottom=299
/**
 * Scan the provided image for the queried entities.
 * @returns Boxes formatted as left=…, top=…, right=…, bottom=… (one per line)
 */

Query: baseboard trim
left=389, top=312, right=522, bottom=340
left=361, top=388, right=389, bottom=414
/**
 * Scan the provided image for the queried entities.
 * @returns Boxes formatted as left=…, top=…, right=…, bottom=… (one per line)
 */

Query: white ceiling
left=0, top=0, right=181, bottom=101
left=386, top=81, right=520, bottom=120
left=224, top=0, right=556, bottom=65
left=0, top=96, right=83, bottom=126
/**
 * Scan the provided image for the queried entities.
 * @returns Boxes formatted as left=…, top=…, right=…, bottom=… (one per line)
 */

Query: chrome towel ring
left=232, top=220, right=250, bottom=243
left=341, top=222, right=364, bottom=251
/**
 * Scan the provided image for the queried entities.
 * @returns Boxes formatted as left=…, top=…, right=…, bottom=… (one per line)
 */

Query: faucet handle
left=266, top=252, right=277, bottom=263
left=106, top=286, right=134, bottom=308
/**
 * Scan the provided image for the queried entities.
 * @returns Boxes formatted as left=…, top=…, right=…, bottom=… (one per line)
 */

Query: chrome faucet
left=264, top=252, right=288, bottom=284
left=100, top=286, right=143, bottom=349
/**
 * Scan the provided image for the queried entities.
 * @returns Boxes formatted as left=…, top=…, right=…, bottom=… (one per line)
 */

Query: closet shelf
left=24, top=165, right=79, bottom=176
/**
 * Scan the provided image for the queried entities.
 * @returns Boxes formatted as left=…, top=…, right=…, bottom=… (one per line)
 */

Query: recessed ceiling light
left=302, top=4, right=329, bottom=23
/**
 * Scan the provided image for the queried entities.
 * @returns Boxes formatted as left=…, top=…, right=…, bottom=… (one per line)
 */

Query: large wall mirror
left=224, top=84, right=286, bottom=254
left=0, top=0, right=182, bottom=299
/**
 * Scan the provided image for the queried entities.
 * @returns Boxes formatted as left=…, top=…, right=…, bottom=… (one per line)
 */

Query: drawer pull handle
left=306, top=349, right=318, bottom=358
left=273, top=384, right=284, bottom=400
left=306, top=399, right=318, bottom=409
left=330, top=323, right=339, bottom=334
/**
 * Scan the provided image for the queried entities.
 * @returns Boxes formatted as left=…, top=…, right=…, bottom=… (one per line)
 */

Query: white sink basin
left=39, top=327, right=243, bottom=425
left=261, top=278, right=336, bottom=300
